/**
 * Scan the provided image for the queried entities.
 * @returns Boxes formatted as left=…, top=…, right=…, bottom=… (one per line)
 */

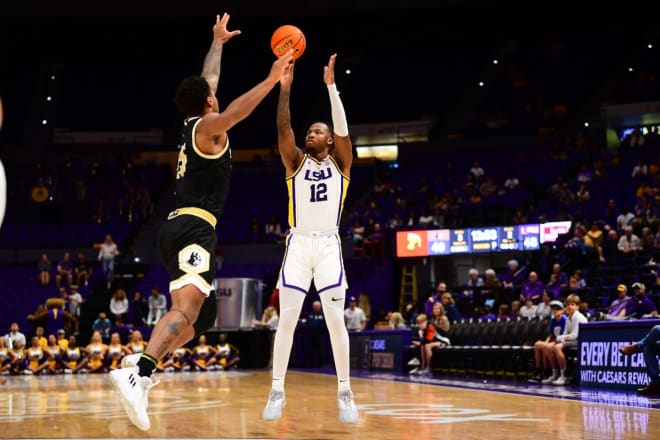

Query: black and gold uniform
left=156, top=116, right=228, bottom=335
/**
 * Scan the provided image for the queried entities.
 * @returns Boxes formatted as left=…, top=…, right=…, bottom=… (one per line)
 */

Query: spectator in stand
left=580, top=299, right=595, bottom=321
left=501, top=259, right=526, bottom=289
left=110, top=289, right=129, bottom=325
left=542, top=294, right=587, bottom=385
left=618, top=225, right=642, bottom=257
left=603, top=284, right=634, bottom=320
left=482, top=268, right=503, bottom=304
left=497, top=304, right=511, bottom=320
left=601, top=228, right=620, bottom=263
left=545, top=273, right=563, bottom=300
left=520, top=271, right=544, bottom=303
left=92, top=312, right=112, bottom=343
left=617, top=206, right=635, bottom=232
left=430, top=303, right=451, bottom=335
left=74, top=251, right=92, bottom=287
left=440, top=292, right=461, bottom=323
left=130, top=291, right=148, bottom=326
left=347, top=220, right=365, bottom=247
left=463, top=268, right=484, bottom=301
left=146, top=287, right=167, bottom=326
left=584, top=222, right=605, bottom=262
left=640, top=226, right=655, bottom=254
left=631, top=159, right=648, bottom=179
left=344, top=297, right=367, bottom=332
left=264, top=215, right=285, bottom=242
left=536, top=291, right=553, bottom=318
left=511, top=300, right=522, bottom=318
left=576, top=183, right=591, bottom=204
left=4, top=322, right=26, bottom=350
left=520, top=297, right=538, bottom=318
left=512, top=207, right=529, bottom=224
left=629, top=282, right=658, bottom=319
left=469, top=161, right=485, bottom=179
left=67, top=285, right=84, bottom=334
left=569, top=270, right=587, bottom=292
left=409, top=313, right=447, bottom=376
left=98, top=234, right=120, bottom=289
left=389, top=312, right=408, bottom=330
left=549, top=262, right=569, bottom=288
left=55, top=251, right=74, bottom=288
left=37, top=253, right=52, bottom=287
left=386, top=212, right=404, bottom=229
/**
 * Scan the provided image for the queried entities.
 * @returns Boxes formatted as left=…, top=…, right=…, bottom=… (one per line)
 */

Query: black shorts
left=157, top=212, right=217, bottom=296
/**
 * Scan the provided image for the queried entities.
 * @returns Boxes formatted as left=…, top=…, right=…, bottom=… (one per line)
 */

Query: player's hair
left=309, top=120, right=334, bottom=136
left=175, top=76, right=211, bottom=116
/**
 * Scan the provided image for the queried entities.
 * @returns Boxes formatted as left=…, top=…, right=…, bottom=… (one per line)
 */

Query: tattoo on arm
left=201, top=42, right=223, bottom=95
left=277, top=89, right=291, bottom=130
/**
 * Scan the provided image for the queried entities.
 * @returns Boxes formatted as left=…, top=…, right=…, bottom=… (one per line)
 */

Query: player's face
left=305, top=123, right=333, bottom=154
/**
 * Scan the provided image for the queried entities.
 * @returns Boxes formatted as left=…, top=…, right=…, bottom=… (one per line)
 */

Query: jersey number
left=176, top=143, right=188, bottom=179
left=310, top=183, right=328, bottom=202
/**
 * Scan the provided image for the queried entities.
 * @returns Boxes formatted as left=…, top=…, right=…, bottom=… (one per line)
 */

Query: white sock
left=271, top=377, right=285, bottom=393
left=552, top=369, right=559, bottom=377
left=319, top=288, right=351, bottom=391
left=271, top=287, right=306, bottom=389
left=560, top=369, right=566, bottom=378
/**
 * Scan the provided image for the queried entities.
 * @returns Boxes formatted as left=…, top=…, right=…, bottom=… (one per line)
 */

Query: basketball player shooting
left=262, top=54, right=359, bottom=423
left=109, top=13, right=294, bottom=431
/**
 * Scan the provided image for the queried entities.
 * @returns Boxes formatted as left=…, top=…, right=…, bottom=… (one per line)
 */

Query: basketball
left=271, top=25, right=306, bottom=61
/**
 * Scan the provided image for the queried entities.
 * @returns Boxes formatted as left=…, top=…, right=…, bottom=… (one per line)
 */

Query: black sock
left=137, top=354, right=157, bottom=377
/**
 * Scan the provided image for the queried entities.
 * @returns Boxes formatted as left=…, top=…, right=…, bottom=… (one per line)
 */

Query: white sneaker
left=22, top=370, right=33, bottom=375
left=63, top=369, right=72, bottom=374
left=418, top=368, right=432, bottom=376
left=552, top=376, right=567, bottom=386
left=337, top=390, right=359, bottom=423
left=121, top=353, right=142, bottom=369
left=541, top=374, right=558, bottom=384
left=109, top=366, right=158, bottom=431
left=407, top=357, right=421, bottom=367
left=262, top=390, right=286, bottom=420
left=409, top=367, right=420, bottom=375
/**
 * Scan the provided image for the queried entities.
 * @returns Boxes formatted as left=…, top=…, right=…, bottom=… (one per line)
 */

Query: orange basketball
left=271, top=25, right=306, bottom=61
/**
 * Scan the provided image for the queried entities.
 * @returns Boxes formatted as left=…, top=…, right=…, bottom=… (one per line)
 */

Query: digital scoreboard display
left=394, top=222, right=563, bottom=257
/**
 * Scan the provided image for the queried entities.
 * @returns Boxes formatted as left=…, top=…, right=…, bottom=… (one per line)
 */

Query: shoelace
left=267, top=391, right=284, bottom=404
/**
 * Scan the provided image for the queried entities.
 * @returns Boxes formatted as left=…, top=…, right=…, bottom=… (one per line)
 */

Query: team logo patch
left=178, top=244, right=210, bottom=274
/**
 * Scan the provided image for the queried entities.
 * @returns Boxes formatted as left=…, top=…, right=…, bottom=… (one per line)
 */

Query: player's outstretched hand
left=269, top=50, right=294, bottom=84
left=324, top=53, right=337, bottom=85
left=213, top=13, right=241, bottom=44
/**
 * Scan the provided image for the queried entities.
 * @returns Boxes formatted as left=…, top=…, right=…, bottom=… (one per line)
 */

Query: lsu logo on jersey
left=304, top=167, right=332, bottom=181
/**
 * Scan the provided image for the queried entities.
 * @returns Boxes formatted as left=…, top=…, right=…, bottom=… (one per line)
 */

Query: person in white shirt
left=98, top=234, right=120, bottom=289
left=520, top=297, right=538, bottom=318
left=542, top=294, right=587, bottom=385
left=109, top=289, right=129, bottom=324
left=617, top=226, right=642, bottom=255
left=344, top=297, right=367, bottom=332
left=147, top=287, right=168, bottom=326
left=4, top=322, right=26, bottom=350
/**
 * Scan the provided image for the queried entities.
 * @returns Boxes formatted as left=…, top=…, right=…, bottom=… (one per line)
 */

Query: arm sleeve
left=327, top=84, right=348, bottom=136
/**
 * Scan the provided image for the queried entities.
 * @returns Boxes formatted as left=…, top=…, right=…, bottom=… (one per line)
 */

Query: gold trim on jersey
left=327, top=155, right=350, bottom=181
left=285, top=154, right=307, bottom=181
left=168, top=207, right=217, bottom=228
left=191, top=119, right=230, bottom=159
left=170, top=273, right=213, bottom=295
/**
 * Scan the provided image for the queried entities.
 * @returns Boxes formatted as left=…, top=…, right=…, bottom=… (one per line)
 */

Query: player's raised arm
left=277, top=62, right=303, bottom=175
left=324, top=54, right=352, bottom=177
left=201, top=13, right=241, bottom=96
left=198, top=50, right=294, bottom=139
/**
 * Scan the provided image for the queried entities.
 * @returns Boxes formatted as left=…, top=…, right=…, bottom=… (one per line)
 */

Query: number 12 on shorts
left=310, top=183, right=328, bottom=202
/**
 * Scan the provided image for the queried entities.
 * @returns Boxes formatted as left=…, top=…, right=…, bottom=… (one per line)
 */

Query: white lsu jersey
left=286, top=155, right=349, bottom=232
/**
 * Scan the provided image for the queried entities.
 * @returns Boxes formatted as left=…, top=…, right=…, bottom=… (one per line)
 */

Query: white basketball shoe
left=109, top=366, right=158, bottom=431
left=337, top=390, right=359, bottom=423
left=262, top=390, right=286, bottom=420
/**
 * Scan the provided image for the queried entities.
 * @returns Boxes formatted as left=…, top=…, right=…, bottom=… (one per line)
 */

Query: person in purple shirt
left=545, top=273, right=563, bottom=299
left=550, top=263, right=569, bottom=290
left=604, top=284, right=633, bottom=320
left=425, top=281, right=449, bottom=317
left=628, top=283, right=658, bottom=319
left=519, top=271, right=544, bottom=303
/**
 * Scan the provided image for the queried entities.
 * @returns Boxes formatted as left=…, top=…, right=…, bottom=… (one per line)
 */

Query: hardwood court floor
left=1, top=369, right=659, bottom=440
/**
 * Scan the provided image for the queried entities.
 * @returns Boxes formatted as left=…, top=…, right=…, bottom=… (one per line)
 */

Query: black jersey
left=174, top=117, right=231, bottom=220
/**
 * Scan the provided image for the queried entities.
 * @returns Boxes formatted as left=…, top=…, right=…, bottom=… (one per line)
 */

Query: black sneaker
left=527, top=374, right=542, bottom=384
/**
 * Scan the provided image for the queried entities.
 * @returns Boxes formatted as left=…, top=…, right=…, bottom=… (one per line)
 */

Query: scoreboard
left=396, top=222, right=560, bottom=258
